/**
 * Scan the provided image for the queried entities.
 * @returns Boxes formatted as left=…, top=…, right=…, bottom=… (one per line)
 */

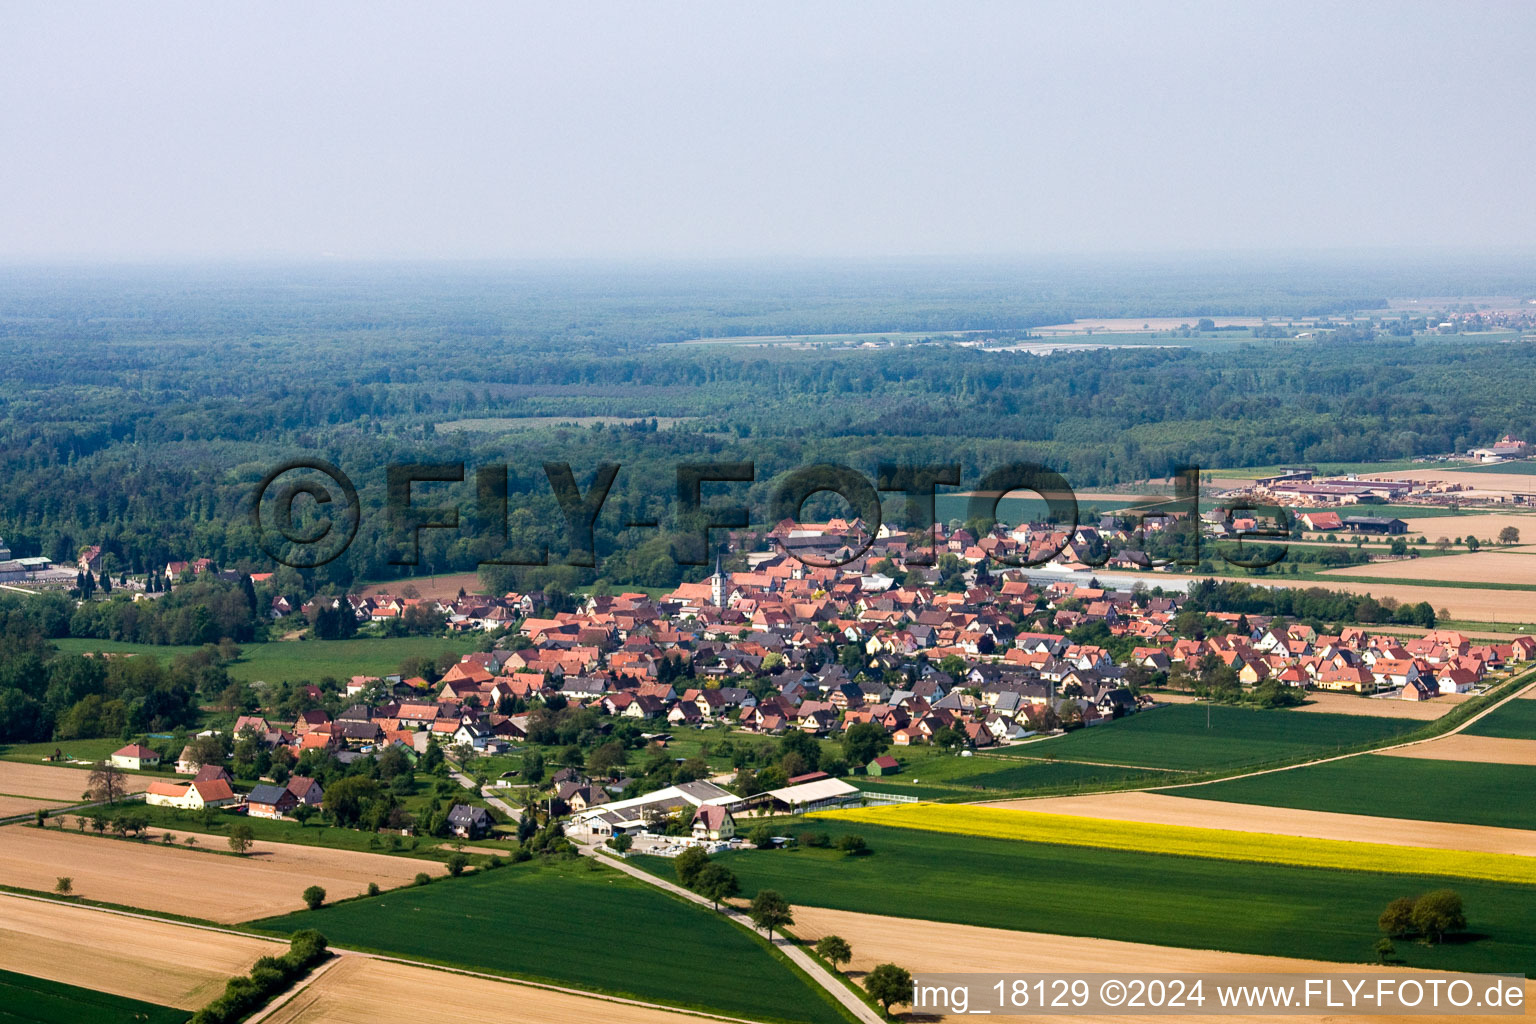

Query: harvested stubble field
left=1384, top=734, right=1536, bottom=765
left=983, top=791, right=1536, bottom=855
left=811, top=803, right=1536, bottom=883
left=1323, top=550, right=1536, bottom=586
left=0, top=826, right=445, bottom=922
left=0, top=761, right=148, bottom=802
left=788, top=906, right=1535, bottom=1024
left=258, top=955, right=730, bottom=1024
left=0, top=895, right=278, bottom=1008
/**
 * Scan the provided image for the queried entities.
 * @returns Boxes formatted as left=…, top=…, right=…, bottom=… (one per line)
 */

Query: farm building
left=110, top=744, right=161, bottom=770
left=691, top=804, right=737, bottom=841
left=1342, top=516, right=1408, bottom=535
left=246, top=783, right=298, bottom=819
left=866, top=755, right=900, bottom=776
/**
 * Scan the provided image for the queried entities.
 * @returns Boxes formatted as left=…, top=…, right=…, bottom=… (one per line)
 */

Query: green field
left=0, top=738, right=123, bottom=765
left=251, top=860, right=853, bottom=1024
left=855, top=755, right=1176, bottom=800
left=1013, top=704, right=1420, bottom=772
left=0, top=969, right=187, bottom=1024
left=1169, top=754, right=1536, bottom=831
left=675, top=819, right=1536, bottom=976
left=1463, top=698, right=1536, bottom=740
left=126, top=802, right=479, bottom=860
left=49, top=636, right=479, bottom=686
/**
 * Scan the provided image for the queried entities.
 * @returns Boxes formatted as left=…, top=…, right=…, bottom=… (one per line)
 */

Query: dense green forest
left=1, top=258, right=1534, bottom=597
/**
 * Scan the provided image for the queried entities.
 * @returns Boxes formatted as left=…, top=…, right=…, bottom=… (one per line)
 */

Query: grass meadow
left=49, top=635, right=480, bottom=686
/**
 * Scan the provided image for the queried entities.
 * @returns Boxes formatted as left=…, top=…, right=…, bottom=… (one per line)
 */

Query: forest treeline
left=1, top=263, right=1533, bottom=598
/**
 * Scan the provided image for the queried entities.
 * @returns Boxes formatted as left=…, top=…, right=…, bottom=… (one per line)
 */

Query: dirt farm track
left=789, top=906, right=1534, bottom=1024
left=0, top=895, right=278, bottom=1008
left=0, top=826, right=445, bottom=922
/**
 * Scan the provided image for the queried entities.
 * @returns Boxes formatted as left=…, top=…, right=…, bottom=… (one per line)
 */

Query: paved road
left=445, top=761, right=521, bottom=821
left=574, top=840, right=885, bottom=1024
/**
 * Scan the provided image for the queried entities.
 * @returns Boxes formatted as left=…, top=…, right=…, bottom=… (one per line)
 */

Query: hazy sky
left=2, top=2, right=1533, bottom=260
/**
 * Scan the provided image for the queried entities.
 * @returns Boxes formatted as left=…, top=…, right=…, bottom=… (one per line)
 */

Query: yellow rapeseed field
left=811, top=804, right=1536, bottom=885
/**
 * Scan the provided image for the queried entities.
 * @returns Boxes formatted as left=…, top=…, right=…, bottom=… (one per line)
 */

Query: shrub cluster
left=189, top=930, right=329, bottom=1024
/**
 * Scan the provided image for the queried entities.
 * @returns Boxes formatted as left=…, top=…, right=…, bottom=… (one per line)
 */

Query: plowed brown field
left=0, top=827, right=445, bottom=922
left=0, top=895, right=278, bottom=1008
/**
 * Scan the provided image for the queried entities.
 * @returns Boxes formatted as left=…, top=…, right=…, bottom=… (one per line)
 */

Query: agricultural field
left=986, top=791, right=1536, bottom=856
left=259, top=956, right=736, bottom=1024
left=0, top=825, right=444, bottom=922
left=812, top=803, right=1536, bottom=884
left=48, top=635, right=480, bottom=686
left=696, top=819, right=1536, bottom=975
left=1385, top=735, right=1536, bottom=765
left=128, top=802, right=470, bottom=859
left=1463, top=696, right=1536, bottom=739
left=0, top=762, right=149, bottom=818
left=0, top=895, right=277, bottom=1008
left=1172, top=755, right=1536, bottom=831
left=852, top=754, right=1177, bottom=801
left=787, top=907, right=1536, bottom=1024
left=0, top=739, right=130, bottom=767
left=0, top=968, right=189, bottom=1024
left=252, top=859, right=854, bottom=1024
left=1014, top=704, right=1419, bottom=772
left=1323, top=550, right=1536, bottom=587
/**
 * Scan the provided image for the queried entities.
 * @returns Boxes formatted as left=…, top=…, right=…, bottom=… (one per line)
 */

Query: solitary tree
left=835, top=834, right=869, bottom=856
left=865, top=963, right=914, bottom=1016
left=87, top=762, right=126, bottom=805
left=748, top=889, right=794, bottom=942
left=446, top=853, right=469, bottom=877
left=227, top=823, right=255, bottom=855
left=1375, top=937, right=1396, bottom=963
left=609, top=832, right=633, bottom=854
left=302, top=885, right=326, bottom=910
left=1499, top=526, right=1521, bottom=545
left=694, top=862, right=740, bottom=911
left=1411, top=889, right=1467, bottom=944
left=674, top=846, right=710, bottom=888
left=1379, top=897, right=1415, bottom=937
left=815, top=935, right=853, bottom=973
left=292, top=804, right=316, bottom=828
left=54, top=877, right=73, bottom=896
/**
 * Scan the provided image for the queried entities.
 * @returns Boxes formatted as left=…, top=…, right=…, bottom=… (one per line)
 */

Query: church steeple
left=710, top=551, right=727, bottom=607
